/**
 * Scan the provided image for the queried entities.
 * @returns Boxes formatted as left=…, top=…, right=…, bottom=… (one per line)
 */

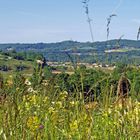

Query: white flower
left=25, top=79, right=31, bottom=86
left=27, top=87, right=37, bottom=93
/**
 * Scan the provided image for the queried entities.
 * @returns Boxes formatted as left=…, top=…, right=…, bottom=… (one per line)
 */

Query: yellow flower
left=108, top=108, right=112, bottom=114
left=25, top=102, right=30, bottom=111
left=43, top=96, right=48, bottom=102
left=48, top=107, right=55, bottom=113
left=70, top=101, right=75, bottom=105
left=55, top=101, right=63, bottom=108
left=7, top=80, right=13, bottom=86
left=70, top=120, right=78, bottom=131
left=30, top=95, right=37, bottom=104
left=69, top=101, right=79, bottom=108
left=27, top=116, right=40, bottom=131
left=60, top=91, right=68, bottom=100
left=16, top=87, right=20, bottom=91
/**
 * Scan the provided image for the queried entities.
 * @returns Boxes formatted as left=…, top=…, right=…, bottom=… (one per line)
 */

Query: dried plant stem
left=87, top=15, right=94, bottom=42
left=82, top=0, right=94, bottom=42
left=137, top=26, right=140, bottom=40
left=107, top=14, right=117, bottom=40
left=116, top=35, right=124, bottom=49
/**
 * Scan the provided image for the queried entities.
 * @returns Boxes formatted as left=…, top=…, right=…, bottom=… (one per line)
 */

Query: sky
left=0, top=0, right=140, bottom=43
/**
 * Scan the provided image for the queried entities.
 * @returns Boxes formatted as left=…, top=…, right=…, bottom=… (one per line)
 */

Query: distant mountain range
left=0, top=39, right=140, bottom=64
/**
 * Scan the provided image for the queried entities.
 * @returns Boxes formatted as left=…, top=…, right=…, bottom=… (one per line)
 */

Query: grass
left=0, top=1, right=140, bottom=139
left=0, top=54, right=33, bottom=78
left=0, top=68, right=140, bottom=140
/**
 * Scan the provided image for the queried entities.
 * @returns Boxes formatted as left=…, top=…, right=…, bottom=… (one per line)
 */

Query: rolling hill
left=0, top=39, right=140, bottom=64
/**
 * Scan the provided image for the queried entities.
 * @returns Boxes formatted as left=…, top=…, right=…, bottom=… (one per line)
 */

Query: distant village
left=47, top=61, right=116, bottom=70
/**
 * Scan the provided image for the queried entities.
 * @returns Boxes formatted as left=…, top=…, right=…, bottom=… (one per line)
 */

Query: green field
left=0, top=52, right=140, bottom=139
left=105, top=48, right=140, bottom=53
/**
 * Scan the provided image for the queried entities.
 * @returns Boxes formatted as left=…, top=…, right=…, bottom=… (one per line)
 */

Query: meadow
left=0, top=0, right=140, bottom=139
left=0, top=58, right=140, bottom=139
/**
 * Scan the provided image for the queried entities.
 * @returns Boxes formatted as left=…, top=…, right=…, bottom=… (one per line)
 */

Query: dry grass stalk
left=137, top=26, right=140, bottom=40
left=107, top=14, right=117, bottom=40
left=82, top=0, right=94, bottom=42
left=116, top=76, right=131, bottom=107
left=116, top=35, right=124, bottom=49
left=0, top=94, right=6, bottom=105
left=85, top=101, right=98, bottom=110
left=0, top=80, right=3, bottom=89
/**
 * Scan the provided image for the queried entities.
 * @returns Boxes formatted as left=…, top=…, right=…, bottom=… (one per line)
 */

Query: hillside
left=0, top=52, right=35, bottom=77
left=0, top=39, right=140, bottom=64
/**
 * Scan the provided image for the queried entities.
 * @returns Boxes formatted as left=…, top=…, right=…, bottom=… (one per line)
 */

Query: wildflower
left=25, top=79, right=31, bottom=86
left=7, top=79, right=13, bottom=86
left=45, top=116, right=48, bottom=121
left=60, top=91, right=68, bottom=100
left=70, top=120, right=78, bottom=131
left=27, top=116, right=40, bottom=131
left=70, top=101, right=75, bottom=105
left=51, top=101, right=55, bottom=105
left=133, top=107, right=139, bottom=121
left=9, top=75, right=12, bottom=78
left=69, top=101, right=75, bottom=106
left=39, top=124, right=44, bottom=130
left=0, top=128, right=3, bottom=135
left=42, top=80, right=48, bottom=86
left=62, top=91, right=68, bottom=96
left=3, top=133, right=7, bottom=140
left=135, top=100, right=140, bottom=107
left=108, top=108, right=112, bottom=114
left=27, top=87, right=37, bottom=93
left=56, top=101, right=63, bottom=108
left=85, top=102, right=98, bottom=109
left=27, top=87, right=34, bottom=93
left=16, top=87, right=20, bottom=91
left=48, top=107, right=55, bottom=113
left=43, top=96, right=48, bottom=102
left=25, top=102, right=30, bottom=111
left=30, top=95, right=37, bottom=104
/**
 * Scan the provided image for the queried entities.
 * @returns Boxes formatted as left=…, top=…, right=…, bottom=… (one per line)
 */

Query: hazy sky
left=0, top=0, right=140, bottom=43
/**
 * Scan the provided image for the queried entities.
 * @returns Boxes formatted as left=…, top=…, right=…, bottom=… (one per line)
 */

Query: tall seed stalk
left=116, top=35, right=124, bottom=49
left=137, top=26, right=140, bottom=40
left=107, top=14, right=117, bottom=40
left=82, top=0, right=94, bottom=42
left=105, top=14, right=117, bottom=64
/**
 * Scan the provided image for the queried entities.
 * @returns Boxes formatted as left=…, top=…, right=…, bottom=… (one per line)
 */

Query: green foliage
left=1, top=47, right=140, bottom=139
left=0, top=50, right=43, bottom=62
left=43, top=66, right=53, bottom=80
left=0, top=67, right=140, bottom=139
left=1, top=40, right=140, bottom=64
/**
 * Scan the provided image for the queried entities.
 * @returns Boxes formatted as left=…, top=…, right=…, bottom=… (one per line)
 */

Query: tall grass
left=107, top=14, right=117, bottom=40
left=137, top=26, right=140, bottom=41
left=0, top=1, right=140, bottom=140
left=0, top=70, right=140, bottom=139
left=82, top=0, right=94, bottom=42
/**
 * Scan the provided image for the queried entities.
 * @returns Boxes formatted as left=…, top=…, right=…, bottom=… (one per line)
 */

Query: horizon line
left=0, top=38, right=139, bottom=44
